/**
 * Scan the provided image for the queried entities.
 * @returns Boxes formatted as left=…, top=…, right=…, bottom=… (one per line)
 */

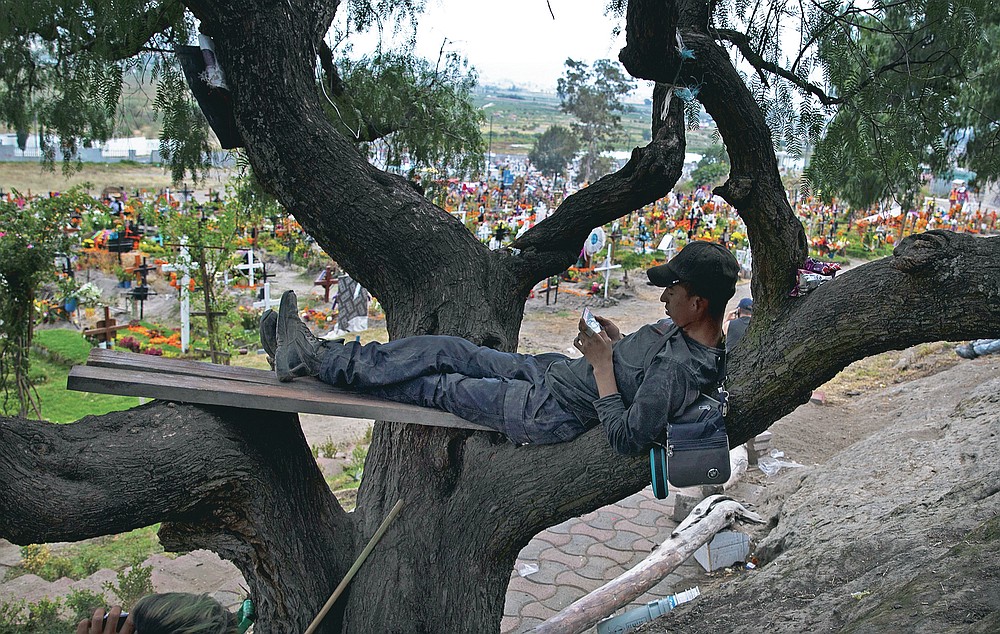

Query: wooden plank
left=85, top=349, right=275, bottom=385
left=67, top=365, right=490, bottom=431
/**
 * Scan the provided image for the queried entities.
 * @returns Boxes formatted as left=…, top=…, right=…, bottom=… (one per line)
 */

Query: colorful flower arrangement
left=33, top=298, right=70, bottom=324
left=236, top=305, right=263, bottom=331
left=119, top=324, right=182, bottom=356
left=301, top=307, right=332, bottom=323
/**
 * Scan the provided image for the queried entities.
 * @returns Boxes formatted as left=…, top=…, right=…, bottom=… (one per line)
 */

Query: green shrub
left=65, top=588, right=109, bottom=622
left=104, top=562, right=154, bottom=610
left=314, top=436, right=341, bottom=459
left=344, top=445, right=368, bottom=482
left=19, top=544, right=52, bottom=575
left=0, top=599, right=27, bottom=627
left=26, top=597, right=64, bottom=631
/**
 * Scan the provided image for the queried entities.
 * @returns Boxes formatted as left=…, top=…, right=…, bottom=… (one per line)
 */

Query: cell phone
left=103, top=613, right=129, bottom=631
left=582, top=308, right=602, bottom=334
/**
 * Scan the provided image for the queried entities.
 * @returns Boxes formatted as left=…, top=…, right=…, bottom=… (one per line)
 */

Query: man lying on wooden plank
left=265, top=241, right=738, bottom=456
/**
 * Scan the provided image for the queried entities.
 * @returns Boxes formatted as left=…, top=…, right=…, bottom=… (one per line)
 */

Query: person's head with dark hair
left=132, top=593, right=237, bottom=634
left=646, top=241, right=740, bottom=335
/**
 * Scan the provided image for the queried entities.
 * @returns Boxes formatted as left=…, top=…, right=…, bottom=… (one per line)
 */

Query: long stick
left=532, top=500, right=756, bottom=634
left=304, top=499, right=405, bottom=634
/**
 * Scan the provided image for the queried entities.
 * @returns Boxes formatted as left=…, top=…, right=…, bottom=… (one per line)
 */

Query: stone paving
left=502, top=485, right=704, bottom=633
left=1, top=486, right=706, bottom=632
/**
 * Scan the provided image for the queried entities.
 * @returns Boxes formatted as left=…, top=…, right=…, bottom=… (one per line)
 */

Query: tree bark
left=3, top=1, right=1000, bottom=633
left=725, top=231, right=1000, bottom=444
left=0, top=403, right=353, bottom=632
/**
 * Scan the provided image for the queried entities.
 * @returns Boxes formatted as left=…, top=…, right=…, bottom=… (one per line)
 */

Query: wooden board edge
left=67, top=366, right=490, bottom=431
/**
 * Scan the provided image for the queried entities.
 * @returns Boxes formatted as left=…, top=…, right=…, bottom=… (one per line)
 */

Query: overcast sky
left=342, top=0, right=628, bottom=91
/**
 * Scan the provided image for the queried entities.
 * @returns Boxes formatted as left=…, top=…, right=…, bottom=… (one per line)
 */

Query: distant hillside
left=472, top=87, right=717, bottom=156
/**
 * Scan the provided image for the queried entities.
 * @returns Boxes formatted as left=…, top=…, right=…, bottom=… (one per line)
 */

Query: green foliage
left=616, top=250, right=660, bottom=273
left=0, top=596, right=88, bottom=632
left=154, top=62, right=213, bottom=183
left=344, top=444, right=368, bottom=482
left=313, top=436, right=342, bottom=459
left=103, top=562, right=154, bottom=610
left=18, top=543, right=53, bottom=575
left=529, top=125, right=581, bottom=177
left=2, top=0, right=482, bottom=181
left=226, top=158, right=287, bottom=225
left=0, top=188, right=95, bottom=417
left=12, top=526, right=162, bottom=582
left=162, top=203, right=240, bottom=355
left=707, top=0, right=1000, bottom=203
left=0, top=1, right=190, bottom=169
left=557, top=58, right=636, bottom=182
left=0, top=599, right=27, bottom=628
left=65, top=589, right=110, bottom=622
left=690, top=144, right=730, bottom=188
left=333, top=51, right=485, bottom=175
left=26, top=598, right=63, bottom=631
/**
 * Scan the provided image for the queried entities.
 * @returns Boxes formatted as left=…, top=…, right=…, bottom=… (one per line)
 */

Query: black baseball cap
left=647, top=241, right=739, bottom=301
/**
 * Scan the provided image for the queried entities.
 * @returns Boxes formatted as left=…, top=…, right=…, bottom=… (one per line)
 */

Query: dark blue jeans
left=317, top=335, right=586, bottom=444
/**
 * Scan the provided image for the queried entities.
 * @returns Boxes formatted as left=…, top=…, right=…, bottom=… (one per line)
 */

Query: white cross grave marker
left=594, top=240, right=622, bottom=300
left=253, top=282, right=280, bottom=311
left=235, top=249, right=264, bottom=287
left=161, top=237, right=194, bottom=353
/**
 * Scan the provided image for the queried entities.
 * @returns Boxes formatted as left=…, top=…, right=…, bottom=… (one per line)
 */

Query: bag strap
left=714, top=345, right=729, bottom=416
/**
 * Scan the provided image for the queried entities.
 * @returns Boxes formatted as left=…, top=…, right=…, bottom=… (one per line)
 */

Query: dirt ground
left=642, top=354, right=1000, bottom=634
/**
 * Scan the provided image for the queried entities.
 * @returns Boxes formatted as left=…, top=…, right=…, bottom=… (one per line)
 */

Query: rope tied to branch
left=660, top=30, right=699, bottom=120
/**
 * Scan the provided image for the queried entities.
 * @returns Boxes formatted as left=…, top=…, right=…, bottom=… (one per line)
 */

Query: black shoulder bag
left=650, top=349, right=731, bottom=498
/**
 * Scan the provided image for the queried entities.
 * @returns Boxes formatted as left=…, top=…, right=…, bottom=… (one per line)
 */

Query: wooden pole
left=531, top=499, right=760, bottom=634
left=304, top=499, right=405, bottom=634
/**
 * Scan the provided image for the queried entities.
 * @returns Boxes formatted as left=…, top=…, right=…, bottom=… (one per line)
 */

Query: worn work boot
left=275, top=290, right=324, bottom=381
left=261, top=306, right=326, bottom=370
left=259, top=309, right=278, bottom=370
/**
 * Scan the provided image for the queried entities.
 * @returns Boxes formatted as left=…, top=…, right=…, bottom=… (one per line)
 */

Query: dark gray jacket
left=544, top=319, right=724, bottom=455
left=725, top=316, right=751, bottom=352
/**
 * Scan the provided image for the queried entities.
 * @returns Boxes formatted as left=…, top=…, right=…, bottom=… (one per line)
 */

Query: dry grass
left=0, top=161, right=234, bottom=195
left=818, top=341, right=961, bottom=404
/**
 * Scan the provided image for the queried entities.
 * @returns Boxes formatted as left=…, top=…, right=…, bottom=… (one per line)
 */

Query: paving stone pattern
left=1, top=486, right=706, bottom=632
left=502, top=486, right=705, bottom=633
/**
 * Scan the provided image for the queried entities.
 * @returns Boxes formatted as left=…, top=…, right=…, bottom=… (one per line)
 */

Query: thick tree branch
left=726, top=232, right=1000, bottom=444
left=508, top=93, right=687, bottom=287
left=0, top=403, right=354, bottom=632
left=618, top=0, right=680, bottom=79
left=187, top=4, right=533, bottom=347
left=617, top=0, right=807, bottom=314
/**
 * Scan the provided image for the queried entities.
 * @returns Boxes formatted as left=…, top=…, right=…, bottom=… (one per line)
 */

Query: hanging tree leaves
left=0, top=0, right=483, bottom=182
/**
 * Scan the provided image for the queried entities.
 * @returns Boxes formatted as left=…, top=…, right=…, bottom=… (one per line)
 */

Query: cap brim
left=646, top=262, right=682, bottom=287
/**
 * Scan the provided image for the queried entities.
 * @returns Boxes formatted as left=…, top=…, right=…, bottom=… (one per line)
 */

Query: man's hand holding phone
left=582, top=308, right=602, bottom=335
left=575, top=309, right=619, bottom=398
left=77, top=606, right=134, bottom=634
